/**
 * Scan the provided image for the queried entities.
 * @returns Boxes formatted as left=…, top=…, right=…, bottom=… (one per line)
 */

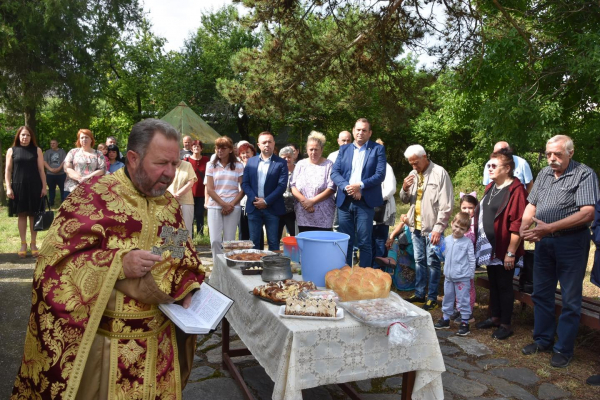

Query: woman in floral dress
left=64, top=129, right=106, bottom=193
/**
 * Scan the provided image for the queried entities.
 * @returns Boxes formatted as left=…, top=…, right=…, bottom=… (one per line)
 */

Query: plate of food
left=224, top=249, right=276, bottom=268
left=240, top=265, right=263, bottom=275
left=251, top=279, right=317, bottom=304
left=278, top=297, right=344, bottom=320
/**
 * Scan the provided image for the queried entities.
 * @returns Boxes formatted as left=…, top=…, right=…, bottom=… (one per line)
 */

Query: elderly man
left=331, top=118, right=386, bottom=267
left=400, top=145, right=453, bottom=311
left=520, top=135, right=599, bottom=368
left=327, top=130, right=352, bottom=163
left=12, top=119, right=205, bottom=399
left=483, top=141, right=534, bottom=192
left=180, top=135, right=193, bottom=159
left=242, top=131, right=288, bottom=250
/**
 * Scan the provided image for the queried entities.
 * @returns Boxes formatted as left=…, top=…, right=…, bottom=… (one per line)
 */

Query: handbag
left=373, top=200, right=388, bottom=223
left=34, top=196, right=55, bottom=231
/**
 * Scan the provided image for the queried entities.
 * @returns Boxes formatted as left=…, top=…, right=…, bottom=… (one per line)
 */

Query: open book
left=159, top=282, right=234, bottom=334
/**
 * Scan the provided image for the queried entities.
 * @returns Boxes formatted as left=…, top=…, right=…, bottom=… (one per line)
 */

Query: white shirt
left=349, top=144, right=366, bottom=187
left=257, top=154, right=272, bottom=199
left=327, top=150, right=339, bottom=164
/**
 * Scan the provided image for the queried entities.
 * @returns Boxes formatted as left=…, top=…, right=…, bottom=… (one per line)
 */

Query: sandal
left=18, top=242, right=27, bottom=259
left=30, top=242, right=39, bottom=258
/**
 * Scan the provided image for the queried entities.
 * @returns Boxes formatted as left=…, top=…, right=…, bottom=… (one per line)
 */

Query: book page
left=162, top=304, right=203, bottom=329
left=190, top=282, right=233, bottom=330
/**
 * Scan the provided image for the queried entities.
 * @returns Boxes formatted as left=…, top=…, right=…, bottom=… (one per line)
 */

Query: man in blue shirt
left=241, top=132, right=288, bottom=250
left=331, top=118, right=386, bottom=266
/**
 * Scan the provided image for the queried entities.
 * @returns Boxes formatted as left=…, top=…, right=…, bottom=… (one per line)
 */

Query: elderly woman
left=5, top=126, right=47, bottom=258
left=207, top=136, right=245, bottom=260
left=474, top=148, right=528, bottom=340
left=278, top=146, right=297, bottom=239
left=107, top=144, right=125, bottom=173
left=64, top=129, right=106, bottom=193
left=290, top=131, right=336, bottom=232
left=187, top=140, right=209, bottom=236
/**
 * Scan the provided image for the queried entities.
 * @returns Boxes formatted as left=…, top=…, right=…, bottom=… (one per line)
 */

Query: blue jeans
left=337, top=198, right=375, bottom=267
left=247, top=208, right=281, bottom=251
left=371, top=224, right=390, bottom=266
left=411, top=230, right=442, bottom=301
left=532, top=228, right=590, bottom=357
left=46, top=173, right=66, bottom=205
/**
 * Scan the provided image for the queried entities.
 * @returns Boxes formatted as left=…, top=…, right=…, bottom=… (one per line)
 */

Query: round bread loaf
left=325, top=265, right=392, bottom=301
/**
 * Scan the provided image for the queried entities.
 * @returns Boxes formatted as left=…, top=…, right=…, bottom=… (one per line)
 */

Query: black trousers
left=298, top=226, right=333, bottom=233
left=193, top=197, right=205, bottom=237
left=487, top=264, right=515, bottom=325
left=278, top=211, right=296, bottom=240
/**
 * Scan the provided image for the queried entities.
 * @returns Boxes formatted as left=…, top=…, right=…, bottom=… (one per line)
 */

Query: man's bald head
left=493, top=141, right=511, bottom=152
left=182, top=136, right=192, bottom=150
left=337, top=131, right=352, bottom=147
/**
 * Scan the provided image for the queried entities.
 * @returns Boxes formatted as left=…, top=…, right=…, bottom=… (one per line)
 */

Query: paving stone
left=241, top=366, right=274, bottom=400
left=445, top=365, right=464, bottom=377
left=301, top=386, right=333, bottom=400
left=182, top=377, right=245, bottom=400
left=206, top=340, right=255, bottom=364
left=189, top=366, right=215, bottom=381
left=538, top=382, right=571, bottom=400
left=443, top=356, right=482, bottom=372
left=468, top=372, right=538, bottom=400
left=199, top=335, right=222, bottom=351
left=442, top=371, right=487, bottom=397
left=489, top=367, right=540, bottom=387
left=436, top=330, right=454, bottom=339
left=455, top=355, right=468, bottom=360
left=475, top=358, right=510, bottom=370
left=447, top=337, right=492, bottom=357
left=440, top=345, right=461, bottom=356
left=383, top=376, right=403, bottom=389
left=355, top=379, right=372, bottom=392
left=443, top=390, right=455, bottom=400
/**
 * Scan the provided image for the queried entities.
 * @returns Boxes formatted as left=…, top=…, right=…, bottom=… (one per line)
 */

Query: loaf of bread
left=325, top=265, right=392, bottom=301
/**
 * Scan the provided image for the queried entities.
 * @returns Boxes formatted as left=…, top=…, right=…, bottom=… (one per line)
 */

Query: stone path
left=0, top=250, right=572, bottom=400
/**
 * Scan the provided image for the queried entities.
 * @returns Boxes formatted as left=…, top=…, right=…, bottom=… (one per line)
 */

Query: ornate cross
left=152, top=226, right=189, bottom=259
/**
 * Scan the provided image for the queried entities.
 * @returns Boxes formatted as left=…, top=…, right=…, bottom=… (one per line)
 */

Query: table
left=210, top=255, right=445, bottom=400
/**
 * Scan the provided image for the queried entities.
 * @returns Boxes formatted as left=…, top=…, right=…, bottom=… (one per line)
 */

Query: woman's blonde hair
left=306, top=131, right=326, bottom=149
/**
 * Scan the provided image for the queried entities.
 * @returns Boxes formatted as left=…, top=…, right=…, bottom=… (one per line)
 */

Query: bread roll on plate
left=325, top=265, right=392, bottom=301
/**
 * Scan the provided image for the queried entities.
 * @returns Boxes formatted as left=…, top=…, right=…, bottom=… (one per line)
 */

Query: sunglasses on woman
left=486, top=163, right=503, bottom=170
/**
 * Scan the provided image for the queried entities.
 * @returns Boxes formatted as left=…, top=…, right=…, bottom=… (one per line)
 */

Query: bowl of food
left=223, top=249, right=276, bottom=268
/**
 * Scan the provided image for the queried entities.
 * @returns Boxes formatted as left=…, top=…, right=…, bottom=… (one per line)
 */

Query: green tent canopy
left=160, top=101, right=221, bottom=145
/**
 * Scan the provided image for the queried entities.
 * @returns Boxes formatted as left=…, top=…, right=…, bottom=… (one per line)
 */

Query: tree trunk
left=24, top=106, right=37, bottom=134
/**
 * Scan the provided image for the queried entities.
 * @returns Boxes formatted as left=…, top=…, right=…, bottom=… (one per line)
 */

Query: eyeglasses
left=486, top=163, right=503, bottom=170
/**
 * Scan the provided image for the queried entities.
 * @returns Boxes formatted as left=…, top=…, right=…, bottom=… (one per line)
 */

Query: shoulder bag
left=34, top=196, right=55, bottom=231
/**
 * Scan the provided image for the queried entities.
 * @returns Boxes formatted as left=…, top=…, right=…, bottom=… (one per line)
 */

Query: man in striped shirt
left=520, top=135, right=599, bottom=368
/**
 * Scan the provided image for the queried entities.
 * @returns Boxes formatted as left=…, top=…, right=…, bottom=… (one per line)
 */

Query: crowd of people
left=5, top=118, right=600, bottom=387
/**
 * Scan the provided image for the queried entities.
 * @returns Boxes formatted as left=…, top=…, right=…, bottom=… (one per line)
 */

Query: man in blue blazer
left=331, top=118, right=386, bottom=266
left=241, top=131, right=288, bottom=250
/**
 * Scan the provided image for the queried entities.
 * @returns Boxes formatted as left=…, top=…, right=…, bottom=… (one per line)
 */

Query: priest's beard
left=132, top=166, right=173, bottom=197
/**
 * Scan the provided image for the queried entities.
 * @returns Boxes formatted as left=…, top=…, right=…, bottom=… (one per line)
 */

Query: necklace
left=487, top=184, right=504, bottom=205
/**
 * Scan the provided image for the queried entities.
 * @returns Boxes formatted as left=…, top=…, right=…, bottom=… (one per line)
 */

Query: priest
left=11, top=119, right=205, bottom=400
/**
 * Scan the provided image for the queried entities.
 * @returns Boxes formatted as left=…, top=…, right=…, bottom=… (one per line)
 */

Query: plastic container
left=295, top=231, right=350, bottom=287
left=281, top=236, right=300, bottom=263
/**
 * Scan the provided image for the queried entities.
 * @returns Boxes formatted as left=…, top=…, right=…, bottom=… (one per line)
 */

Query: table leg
left=221, top=318, right=255, bottom=400
left=400, top=371, right=416, bottom=400
left=337, top=383, right=362, bottom=399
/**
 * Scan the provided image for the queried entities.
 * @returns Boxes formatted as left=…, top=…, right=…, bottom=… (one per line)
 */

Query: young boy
left=434, top=212, right=476, bottom=335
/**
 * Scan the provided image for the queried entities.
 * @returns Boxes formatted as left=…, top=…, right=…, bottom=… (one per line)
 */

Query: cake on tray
left=285, top=296, right=337, bottom=317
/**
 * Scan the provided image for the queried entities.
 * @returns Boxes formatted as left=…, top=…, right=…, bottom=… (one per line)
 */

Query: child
left=450, top=194, right=478, bottom=323
left=435, top=212, right=475, bottom=335
left=97, top=143, right=110, bottom=171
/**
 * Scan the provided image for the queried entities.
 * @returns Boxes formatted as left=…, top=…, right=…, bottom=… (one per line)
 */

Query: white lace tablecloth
left=211, top=255, right=445, bottom=400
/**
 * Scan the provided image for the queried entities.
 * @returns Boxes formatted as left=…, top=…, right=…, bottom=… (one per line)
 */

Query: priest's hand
left=123, top=250, right=162, bottom=278
left=182, top=292, right=194, bottom=309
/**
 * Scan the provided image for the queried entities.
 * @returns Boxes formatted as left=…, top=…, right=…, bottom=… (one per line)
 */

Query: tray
left=249, top=291, right=285, bottom=305
left=224, top=249, right=276, bottom=268
left=241, top=266, right=263, bottom=275
left=278, top=306, right=344, bottom=320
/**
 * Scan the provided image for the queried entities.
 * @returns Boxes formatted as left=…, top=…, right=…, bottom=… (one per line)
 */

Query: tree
left=0, top=0, right=142, bottom=132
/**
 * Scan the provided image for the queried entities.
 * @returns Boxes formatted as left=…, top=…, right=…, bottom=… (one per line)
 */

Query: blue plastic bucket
left=295, top=231, right=350, bottom=287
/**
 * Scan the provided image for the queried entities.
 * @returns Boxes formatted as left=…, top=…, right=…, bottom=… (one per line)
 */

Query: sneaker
left=586, top=374, right=600, bottom=386
left=457, top=322, right=470, bottom=336
left=434, top=318, right=450, bottom=330
left=422, top=299, right=439, bottom=311
left=406, top=295, right=426, bottom=306
left=491, top=326, right=513, bottom=340
left=449, top=311, right=461, bottom=321
left=521, top=342, right=552, bottom=356
left=550, top=352, right=572, bottom=368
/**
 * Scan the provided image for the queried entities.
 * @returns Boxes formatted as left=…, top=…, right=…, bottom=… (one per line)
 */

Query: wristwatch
left=506, top=251, right=516, bottom=258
